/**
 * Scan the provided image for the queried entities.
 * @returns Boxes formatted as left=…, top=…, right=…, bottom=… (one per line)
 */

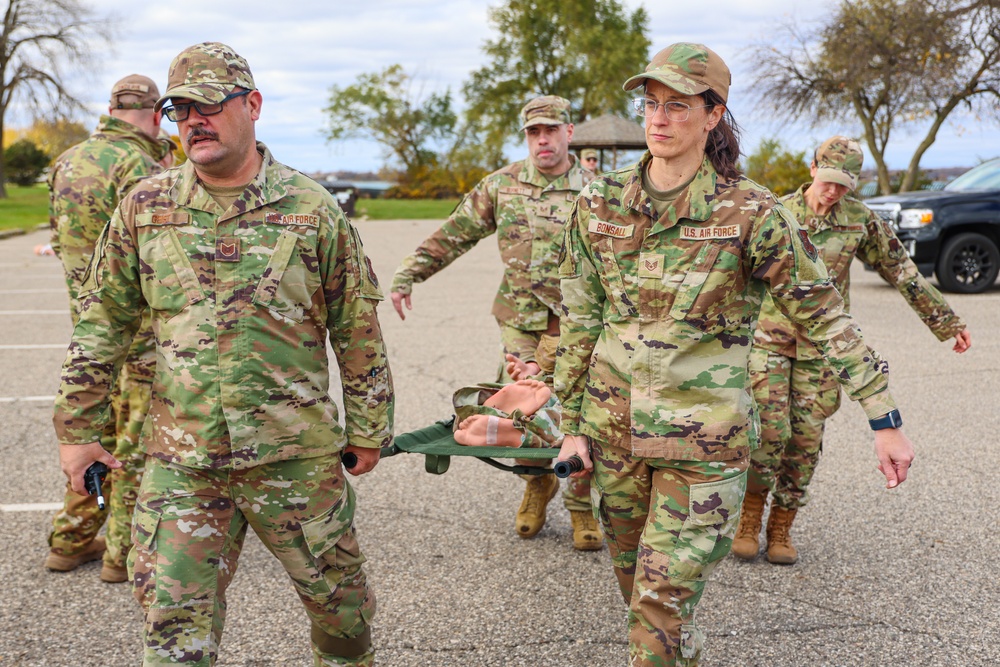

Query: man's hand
left=952, top=329, right=972, bottom=353
left=60, top=442, right=121, bottom=495
left=343, top=445, right=380, bottom=476
left=558, top=434, right=592, bottom=479
left=390, top=292, right=412, bottom=320
left=874, top=428, right=914, bottom=489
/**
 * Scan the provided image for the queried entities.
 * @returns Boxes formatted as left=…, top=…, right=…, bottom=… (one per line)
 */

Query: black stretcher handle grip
left=342, top=452, right=358, bottom=469
left=554, top=455, right=584, bottom=478
left=84, top=461, right=109, bottom=510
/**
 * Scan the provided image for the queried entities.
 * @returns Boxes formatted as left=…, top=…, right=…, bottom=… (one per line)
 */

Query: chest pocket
left=593, top=236, right=638, bottom=319
left=251, top=229, right=321, bottom=323
left=820, top=226, right=864, bottom=280
left=669, top=243, right=722, bottom=319
left=136, top=218, right=206, bottom=318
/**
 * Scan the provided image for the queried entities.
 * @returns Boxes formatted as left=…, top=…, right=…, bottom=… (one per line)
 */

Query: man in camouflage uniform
left=731, top=136, right=971, bottom=565
left=554, top=43, right=917, bottom=666
left=580, top=148, right=599, bottom=172
left=46, top=74, right=170, bottom=583
left=390, top=96, right=601, bottom=550
left=53, top=43, right=392, bottom=667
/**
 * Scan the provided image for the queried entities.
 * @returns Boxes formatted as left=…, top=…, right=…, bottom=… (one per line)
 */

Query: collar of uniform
left=519, top=155, right=586, bottom=192
left=168, top=141, right=288, bottom=214
left=623, top=152, right=716, bottom=224
left=94, top=114, right=170, bottom=163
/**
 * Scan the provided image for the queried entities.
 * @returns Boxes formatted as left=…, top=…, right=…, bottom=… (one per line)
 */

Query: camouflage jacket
left=53, top=143, right=394, bottom=470
left=391, top=157, right=593, bottom=331
left=755, top=183, right=965, bottom=359
left=49, top=115, right=169, bottom=311
left=554, top=154, right=895, bottom=461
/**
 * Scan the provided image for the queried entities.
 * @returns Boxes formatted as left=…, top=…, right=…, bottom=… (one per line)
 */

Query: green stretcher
left=348, top=418, right=580, bottom=477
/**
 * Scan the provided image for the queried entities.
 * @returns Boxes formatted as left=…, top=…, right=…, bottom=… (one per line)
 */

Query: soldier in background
left=580, top=148, right=599, bottom=172
left=554, top=43, right=916, bottom=665
left=53, top=42, right=391, bottom=666
left=46, top=74, right=170, bottom=583
left=731, top=136, right=970, bottom=565
left=389, top=96, right=601, bottom=551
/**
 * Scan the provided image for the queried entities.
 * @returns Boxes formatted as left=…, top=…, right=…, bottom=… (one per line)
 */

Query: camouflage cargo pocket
left=301, top=484, right=367, bottom=575
left=129, top=500, right=161, bottom=610
left=252, top=230, right=321, bottom=323
left=136, top=226, right=206, bottom=318
left=669, top=471, right=746, bottom=581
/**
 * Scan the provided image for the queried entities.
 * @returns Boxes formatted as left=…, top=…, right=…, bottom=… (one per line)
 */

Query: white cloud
left=27, top=0, right=999, bottom=173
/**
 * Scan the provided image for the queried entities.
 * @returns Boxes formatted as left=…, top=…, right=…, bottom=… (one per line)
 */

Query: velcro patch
left=217, top=238, right=240, bottom=262
left=588, top=219, right=634, bottom=239
left=265, top=212, right=320, bottom=226
left=680, top=224, right=740, bottom=240
left=499, top=186, right=533, bottom=196
left=638, top=253, right=664, bottom=278
left=147, top=212, right=190, bottom=225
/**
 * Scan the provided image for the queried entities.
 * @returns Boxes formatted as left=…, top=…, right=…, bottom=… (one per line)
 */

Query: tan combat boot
left=100, top=562, right=129, bottom=583
left=44, top=536, right=106, bottom=572
left=569, top=510, right=603, bottom=551
left=515, top=474, right=560, bottom=538
left=766, top=506, right=799, bottom=565
left=730, top=490, right=767, bottom=560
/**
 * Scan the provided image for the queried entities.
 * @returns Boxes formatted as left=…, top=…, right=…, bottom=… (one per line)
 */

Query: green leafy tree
left=463, top=0, right=650, bottom=157
left=751, top=0, right=1000, bottom=194
left=743, top=138, right=811, bottom=197
left=4, top=137, right=47, bottom=185
left=325, top=64, right=492, bottom=198
left=0, top=0, right=112, bottom=196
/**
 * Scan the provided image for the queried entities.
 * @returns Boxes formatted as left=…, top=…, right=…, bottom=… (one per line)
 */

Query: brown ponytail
left=702, top=89, right=742, bottom=180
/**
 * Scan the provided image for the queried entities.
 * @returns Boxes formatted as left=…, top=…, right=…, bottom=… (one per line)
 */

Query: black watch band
left=869, top=409, right=903, bottom=431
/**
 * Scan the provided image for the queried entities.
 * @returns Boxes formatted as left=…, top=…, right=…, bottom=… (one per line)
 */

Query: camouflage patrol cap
left=623, top=42, right=731, bottom=104
left=815, top=136, right=864, bottom=189
left=155, top=42, right=256, bottom=112
left=519, top=95, right=572, bottom=130
left=110, top=74, right=160, bottom=110
left=580, top=148, right=598, bottom=161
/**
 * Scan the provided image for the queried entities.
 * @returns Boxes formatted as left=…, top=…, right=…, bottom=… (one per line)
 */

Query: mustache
left=186, top=127, right=219, bottom=143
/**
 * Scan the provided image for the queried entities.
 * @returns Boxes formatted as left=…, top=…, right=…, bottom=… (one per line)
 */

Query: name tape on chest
left=499, top=186, right=534, bottom=197
left=265, top=212, right=320, bottom=226
left=588, top=219, right=634, bottom=239
left=679, top=224, right=740, bottom=241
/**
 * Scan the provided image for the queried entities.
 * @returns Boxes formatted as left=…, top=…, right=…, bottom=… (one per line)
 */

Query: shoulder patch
left=797, top=228, right=819, bottom=260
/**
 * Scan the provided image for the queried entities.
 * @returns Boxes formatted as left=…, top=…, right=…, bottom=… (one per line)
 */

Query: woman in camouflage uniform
left=553, top=43, right=916, bottom=666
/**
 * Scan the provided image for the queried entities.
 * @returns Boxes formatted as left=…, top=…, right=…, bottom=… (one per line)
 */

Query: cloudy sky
left=28, top=0, right=1000, bottom=174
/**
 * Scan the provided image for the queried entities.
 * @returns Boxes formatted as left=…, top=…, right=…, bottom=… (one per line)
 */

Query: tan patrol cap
left=580, top=148, right=598, bottom=160
left=815, top=136, right=864, bottom=190
left=155, top=42, right=256, bottom=112
left=110, top=74, right=160, bottom=110
left=623, top=42, right=731, bottom=104
left=519, top=95, right=572, bottom=130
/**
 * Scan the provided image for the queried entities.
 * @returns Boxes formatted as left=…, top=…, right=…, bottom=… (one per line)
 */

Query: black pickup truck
left=865, top=158, right=1000, bottom=293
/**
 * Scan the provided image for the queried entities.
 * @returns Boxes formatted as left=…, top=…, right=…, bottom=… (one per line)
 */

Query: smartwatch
left=869, top=409, right=903, bottom=431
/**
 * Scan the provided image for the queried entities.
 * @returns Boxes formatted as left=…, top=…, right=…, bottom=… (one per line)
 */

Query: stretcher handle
left=554, top=455, right=584, bottom=478
left=342, top=452, right=358, bottom=469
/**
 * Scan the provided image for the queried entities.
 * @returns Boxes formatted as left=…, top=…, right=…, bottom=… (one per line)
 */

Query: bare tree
left=0, top=0, right=111, bottom=196
left=751, top=0, right=1000, bottom=194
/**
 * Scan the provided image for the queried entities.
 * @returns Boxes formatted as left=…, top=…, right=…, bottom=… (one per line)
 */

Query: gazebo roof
left=569, top=114, right=646, bottom=150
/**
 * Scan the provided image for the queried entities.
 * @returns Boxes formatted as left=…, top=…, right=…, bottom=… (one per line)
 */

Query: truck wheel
left=935, top=232, right=1000, bottom=294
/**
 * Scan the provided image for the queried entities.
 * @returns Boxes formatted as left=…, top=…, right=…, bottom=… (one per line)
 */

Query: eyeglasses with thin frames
left=161, top=90, right=251, bottom=122
left=632, top=97, right=711, bottom=122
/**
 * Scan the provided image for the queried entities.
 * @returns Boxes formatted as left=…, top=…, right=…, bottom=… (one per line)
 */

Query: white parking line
left=0, top=310, right=68, bottom=315
left=0, top=395, right=56, bottom=403
left=0, top=503, right=63, bottom=512
left=0, top=344, right=66, bottom=350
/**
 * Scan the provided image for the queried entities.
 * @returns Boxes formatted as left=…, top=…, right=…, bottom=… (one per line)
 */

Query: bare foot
left=454, top=415, right=523, bottom=447
left=484, top=379, right=550, bottom=416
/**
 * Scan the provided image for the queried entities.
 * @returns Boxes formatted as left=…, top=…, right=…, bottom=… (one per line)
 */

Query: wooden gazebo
left=569, top=114, right=646, bottom=171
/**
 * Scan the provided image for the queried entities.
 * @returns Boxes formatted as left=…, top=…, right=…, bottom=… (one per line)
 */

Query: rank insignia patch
left=217, top=239, right=240, bottom=262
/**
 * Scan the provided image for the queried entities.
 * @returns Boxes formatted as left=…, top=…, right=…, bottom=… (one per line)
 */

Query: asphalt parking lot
left=0, top=220, right=997, bottom=667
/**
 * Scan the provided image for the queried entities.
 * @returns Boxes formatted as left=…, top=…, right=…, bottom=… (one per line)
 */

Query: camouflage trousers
left=128, top=455, right=375, bottom=667
left=748, top=348, right=842, bottom=509
left=591, top=439, right=748, bottom=667
left=49, top=362, right=149, bottom=567
left=497, top=325, right=591, bottom=511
